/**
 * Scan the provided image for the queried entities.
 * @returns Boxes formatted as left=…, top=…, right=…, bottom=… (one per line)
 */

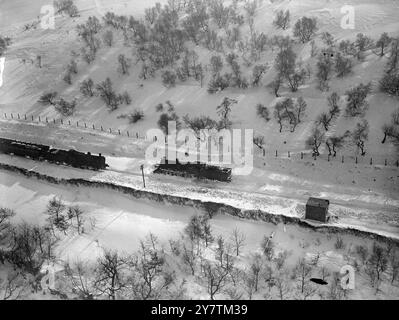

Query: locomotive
left=0, top=137, right=108, bottom=171
left=154, top=158, right=232, bottom=182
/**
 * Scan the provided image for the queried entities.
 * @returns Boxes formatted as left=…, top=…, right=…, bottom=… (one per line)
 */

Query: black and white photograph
left=0, top=0, right=398, bottom=307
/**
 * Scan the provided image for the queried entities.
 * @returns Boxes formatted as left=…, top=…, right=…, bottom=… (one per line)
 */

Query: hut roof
left=306, top=197, right=330, bottom=208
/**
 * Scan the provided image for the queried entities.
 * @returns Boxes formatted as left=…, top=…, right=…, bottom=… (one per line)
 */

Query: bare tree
left=39, top=92, right=58, bottom=106
left=230, top=228, right=246, bottom=257
left=94, top=249, right=127, bottom=300
left=248, top=253, right=263, bottom=292
left=335, top=52, right=353, bottom=77
left=251, top=64, right=267, bottom=87
left=253, top=135, right=265, bottom=150
left=55, top=0, right=78, bottom=17
left=294, top=97, right=307, bottom=124
left=326, top=134, right=348, bottom=157
left=202, top=261, right=230, bottom=300
left=355, top=33, right=374, bottom=60
left=275, top=271, right=291, bottom=300
left=67, top=206, right=85, bottom=234
left=127, top=234, right=174, bottom=300
left=345, top=83, right=371, bottom=117
left=306, top=126, right=325, bottom=157
left=181, top=238, right=198, bottom=276
left=351, top=120, right=369, bottom=156
left=80, top=78, right=94, bottom=97
left=117, top=54, right=131, bottom=75
left=46, top=197, right=69, bottom=233
left=261, top=235, right=275, bottom=261
left=217, top=97, right=237, bottom=129
left=273, top=10, right=290, bottom=30
left=389, top=249, right=399, bottom=284
left=0, top=271, right=26, bottom=300
left=293, top=17, right=318, bottom=43
left=327, top=273, right=346, bottom=300
left=387, top=38, right=399, bottom=73
left=269, top=75, right=283, bottom=97
left=0, top=208, right=15, bottom=237
left=274, top=101, right=286, bottom=133
left=102, top=30, right=114, bottom=47
left=256, top=104, right=270, bottom=123
left=294, top=258, right=313, bottom=295
left=65, top=260, right=97, bottom=299
left=209, top=55, right=224, bottom=76
left=96, top=78, right=120, bottom=110
left=317, top=52, right=333, bottom=91
left=367, top=243, right=388, bottom=282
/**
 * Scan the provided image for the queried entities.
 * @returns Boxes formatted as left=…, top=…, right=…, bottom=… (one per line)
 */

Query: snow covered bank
left=1, top=161, right=398, bottom=244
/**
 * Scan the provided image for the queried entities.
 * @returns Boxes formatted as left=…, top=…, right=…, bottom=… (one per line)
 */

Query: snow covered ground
left=0, top=152, right=398, bottom=240
left=1, top=167, right=398, bottom=299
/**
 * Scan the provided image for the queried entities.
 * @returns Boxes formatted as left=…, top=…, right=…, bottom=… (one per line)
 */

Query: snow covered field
left=1, top=168, right=398, bottom=299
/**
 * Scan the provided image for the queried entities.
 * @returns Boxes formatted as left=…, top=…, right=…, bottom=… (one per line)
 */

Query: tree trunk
left=382, top=132, right=387, bottom=144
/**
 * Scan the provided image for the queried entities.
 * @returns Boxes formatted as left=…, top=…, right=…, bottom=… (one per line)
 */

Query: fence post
left=263, top=149, right=266, bottom=157
left=288, top=151, right=290, bottom=158
left=4, top=113, right=6, bottom=119
left=61, top=119, right=63, bottom=125
left=355, top=157, right=358, bottom=164
left=109, top=128, right=112, bottom=133
left=127, top=131, right=129, bottom=137
left=24, top=114, right=27, bottom=120
left=275, top=150, right=278, bottom=157
left=301, top=152, right=303, bottom=160
left=18, top=113, right=20, bottom=119
left=342, top=156, right=344, bottom=163
left=76, top=121, right=79, bottom=127
left=93, top=124, right=95, bottom=130
left=31, top=115, right=34, bottom=121
left=46, top=117, right=48, bottom=123
left=385, top=159, right=387, bottom=166
left=11, top=113, right=13, bottom=119
left=101, top=126, right=103, bottom=131
left=84, top=123, right=87, bottom=128
left=39, top=116, right=41, bottom=122
left=370, top=158, right=373, bottom=166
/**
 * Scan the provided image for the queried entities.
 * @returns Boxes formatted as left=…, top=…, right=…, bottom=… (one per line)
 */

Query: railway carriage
left=0, top=137, right=107, bottom=170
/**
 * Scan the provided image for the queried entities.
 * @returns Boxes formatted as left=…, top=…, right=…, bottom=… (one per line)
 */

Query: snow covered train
left=154, top=158, right=232, bottom=182
left=0, top=137, right=108, bottom=171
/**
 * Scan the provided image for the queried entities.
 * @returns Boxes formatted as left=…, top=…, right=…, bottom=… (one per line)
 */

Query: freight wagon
left=0, top=137, right=108, bottom=171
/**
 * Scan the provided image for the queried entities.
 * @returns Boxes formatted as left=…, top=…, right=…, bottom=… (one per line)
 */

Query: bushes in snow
left=345, top=83, right=372, bottom=117
left=293, top=17, right=318, bottom=43
left=273, top=10, right=290, bottom=30
left=162, top=70, right=177, bottom=88
left=380, top=72, right=399, bottom=96
left=273, top=97, right=307, bottom=132
left=55, top=0, right=78, bottom=17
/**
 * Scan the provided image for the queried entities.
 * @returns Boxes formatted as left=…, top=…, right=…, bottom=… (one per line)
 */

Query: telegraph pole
left=140, top=164, right=146, bottom=188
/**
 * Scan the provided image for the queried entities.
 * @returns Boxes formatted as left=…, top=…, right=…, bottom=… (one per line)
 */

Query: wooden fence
left=2, top=112, right=399, bottom=168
